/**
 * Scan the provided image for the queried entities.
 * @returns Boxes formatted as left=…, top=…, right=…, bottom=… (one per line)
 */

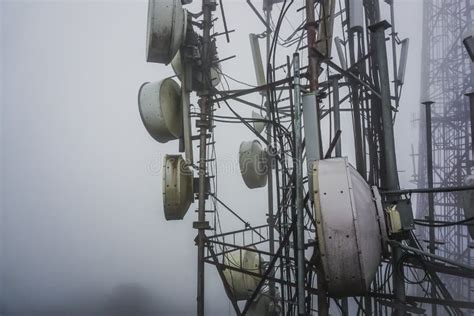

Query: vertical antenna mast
left=263, top=0, right=276, bottom=308
left=292, top=53, right=305, bottom=316
left=196, top=0, right=215, bottom=315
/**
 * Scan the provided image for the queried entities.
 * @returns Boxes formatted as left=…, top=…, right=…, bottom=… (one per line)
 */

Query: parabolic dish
left=223, top=246, right=262, bottom=301
left=312, top=157, right=384, bottom=297
left=239, top=140, right=268, bottom=189
left=171, top=49, right=222, bottom=88
left=138, top=79, right=183, bottom=143
left=252, top=111, right=266, bottom=134
left=162, top=154, right=193, bottom=220
left=146, top=0, right=187, bottom=64
left=248, top=289, right=281, bottom=316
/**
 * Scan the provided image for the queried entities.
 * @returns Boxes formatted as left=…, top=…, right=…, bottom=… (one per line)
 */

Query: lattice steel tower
left=417, top=0, right=474, bottom=312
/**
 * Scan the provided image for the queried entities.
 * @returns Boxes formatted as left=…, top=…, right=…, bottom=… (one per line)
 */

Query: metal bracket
left=193, top=221, right=211, bottom=230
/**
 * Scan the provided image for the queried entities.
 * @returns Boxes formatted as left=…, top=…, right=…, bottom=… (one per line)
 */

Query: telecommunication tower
left=416, top=0, right=474, bottom=314
left=138, top=0, right=474, bottom=315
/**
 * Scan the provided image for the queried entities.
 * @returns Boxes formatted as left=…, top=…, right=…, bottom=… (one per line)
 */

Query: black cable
left=217, top=69, right=257, bottom=88
left=221, top=99, right=269, bottom=145
left=396, top=252, right=429, bottom=285
left=414, top=216, right=474, bottom=227
left=191, top=111, right=290, bottom=124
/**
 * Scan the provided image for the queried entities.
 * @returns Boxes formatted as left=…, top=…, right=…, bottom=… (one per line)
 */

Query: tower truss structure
left=416, top=0, right=474, bottom=312
left=140, top=0, right=474, bottom=314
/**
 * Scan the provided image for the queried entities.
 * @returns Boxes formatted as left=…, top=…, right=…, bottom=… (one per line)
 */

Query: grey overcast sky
left=0, top=0, right=423, bottom=315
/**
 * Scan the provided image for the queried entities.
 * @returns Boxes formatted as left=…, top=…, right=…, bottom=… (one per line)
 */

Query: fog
left=0, top=0, right=423, bottom=315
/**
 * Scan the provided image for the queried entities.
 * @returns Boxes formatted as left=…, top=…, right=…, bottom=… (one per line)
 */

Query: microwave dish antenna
left=223, top=246, right=262, bottom=300
left=162, top=154, right=193, bottom=220
left=251, top=111, right=266, bottom=134
left=146, top=0, right=188, bottom=64
left=312, top=157, right=386, bottom=297
left=239, top=140, right=268, bottom=189
left=138, top=79, right=183, bottom=143
left=171, top=49, right=222, bottom=89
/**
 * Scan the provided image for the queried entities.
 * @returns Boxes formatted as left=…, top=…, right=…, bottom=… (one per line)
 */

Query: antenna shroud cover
left=312, top=157, right=384, bottom=297
left=138, top=79, right=183, bottom=143
left=162, top=154, right=193, bottom=220
left=239, top=140, right=268, bottom=189
left=146, top=0, right=187, bottom=64
left=223, top=246, right=262, bottom=301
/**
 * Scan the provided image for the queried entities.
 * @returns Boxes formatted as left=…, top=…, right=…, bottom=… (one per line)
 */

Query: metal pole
left=364, top=295, right=373, bottom=315
left=330, top=74, right=342, bottom=157
left=423, top=100, right=437, bottom=316
left=196, top=1, right=214, bottom=315
left=369, top=20, right=399, bottom=190
left=263, top=0, right=276, bottom=309
left=306, top=1, right=328, bottom=313
left=467, top=90, right=474, bottom=288
left=347, top=28, right=367, bottom=177
left=306, top=0, right=324, bottom=158
left=466, top=92, right=474, bottom=157
left=389, top=0, right=400, bottom=110
left=369, top=20, right=405, bottom=315
left=196, top=104, right=208, bottom=314
left=182, top=62, right=193, bottom=166
left=341, top=298, right=348, bottom=315
left=293, top=53, right=306, bottom=316
left=306, top=0, right=318, bottom=92
left=196, top=93, right=208, bottom=316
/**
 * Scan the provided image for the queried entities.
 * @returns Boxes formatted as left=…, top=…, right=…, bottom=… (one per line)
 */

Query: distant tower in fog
left=416, top=0, right=474, bottom=311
